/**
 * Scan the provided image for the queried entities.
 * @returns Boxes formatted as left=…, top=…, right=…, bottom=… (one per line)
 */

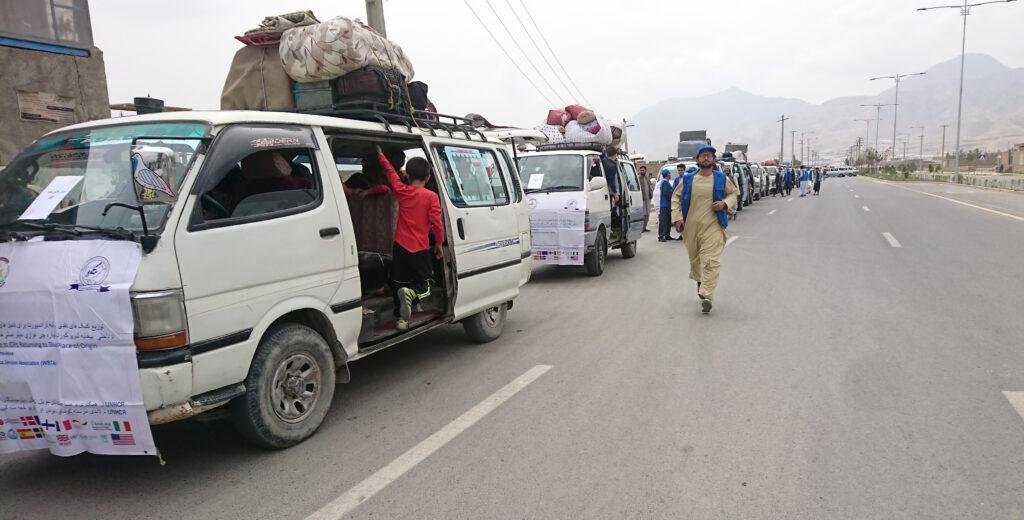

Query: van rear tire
left=231, top=323, right=335, bottom=449
left=463, top=303, right=507, bottom=343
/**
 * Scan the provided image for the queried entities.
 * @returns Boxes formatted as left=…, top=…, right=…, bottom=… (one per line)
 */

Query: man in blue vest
left=671, top=144, right=738, bottom=313
left=657, top=170, right=674, bottom=242
left=799, top=166, right=811, bottom=197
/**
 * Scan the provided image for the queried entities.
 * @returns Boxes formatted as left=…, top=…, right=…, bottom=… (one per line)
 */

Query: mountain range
left=627, top=54, right=1024, bottom=162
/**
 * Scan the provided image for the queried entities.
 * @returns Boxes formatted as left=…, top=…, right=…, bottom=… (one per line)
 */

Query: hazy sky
left=91, top=0, right=1023, bottom=128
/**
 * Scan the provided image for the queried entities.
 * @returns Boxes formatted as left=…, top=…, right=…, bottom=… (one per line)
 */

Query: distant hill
left=628, top=54, right=1024, bottom=162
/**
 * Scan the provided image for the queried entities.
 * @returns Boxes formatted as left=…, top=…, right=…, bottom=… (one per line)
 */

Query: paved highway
left=4, top=176, right=1024, bottom=519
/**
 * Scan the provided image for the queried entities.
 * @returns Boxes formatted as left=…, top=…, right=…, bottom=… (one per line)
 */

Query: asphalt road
left=4, top=176, right=1024, bottom=519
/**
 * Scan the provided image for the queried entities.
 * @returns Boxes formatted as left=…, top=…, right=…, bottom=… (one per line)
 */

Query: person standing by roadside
left=657, top=170, right=675, bottom=242
left=671, top=144, right=738, bottom=313
left=783, top=167, right=794, bottom=195
left=799, top=166, right=811, bottom=197
left=638, top=164, right=653, bottom=232
left=812, top=167, right=823, bottom=195
left=773, top=168, right=784, bottom=197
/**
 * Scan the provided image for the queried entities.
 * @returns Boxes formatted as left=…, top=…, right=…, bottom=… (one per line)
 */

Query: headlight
left=131, top=289, right=188, bottom=351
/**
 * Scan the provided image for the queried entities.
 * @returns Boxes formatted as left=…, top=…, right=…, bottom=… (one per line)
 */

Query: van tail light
left=584, top=210, right=591, bottom=231
left=131, top=290, right=188, bottom=351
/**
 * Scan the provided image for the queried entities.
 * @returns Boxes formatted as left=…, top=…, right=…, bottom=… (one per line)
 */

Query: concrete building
left=0, top=0, right=108, bottom=164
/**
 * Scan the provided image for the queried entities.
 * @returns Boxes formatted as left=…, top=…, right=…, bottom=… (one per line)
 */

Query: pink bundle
left=546, top=109, right=569, bottom=126
left=564, top=104, right=591, bottom=121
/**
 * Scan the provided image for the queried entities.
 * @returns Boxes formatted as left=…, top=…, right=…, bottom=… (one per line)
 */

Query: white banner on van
left=0, top=240, right=156, bottom=457
left=529, top=193, right=585, bottom=265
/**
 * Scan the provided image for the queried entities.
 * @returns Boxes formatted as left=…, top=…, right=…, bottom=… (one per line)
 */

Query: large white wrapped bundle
left=535, top=124, right=564, bottom=143
left=563, top=118, right=613, bottom=145
left=279, top=16, right=415, bottom=82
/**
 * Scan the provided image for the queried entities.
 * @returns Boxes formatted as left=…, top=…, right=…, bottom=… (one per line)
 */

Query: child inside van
left=376, top=145, right=445, bottom=331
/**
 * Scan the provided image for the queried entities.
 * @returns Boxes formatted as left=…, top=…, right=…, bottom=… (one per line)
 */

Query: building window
left=0, top=0, right=94, bottom=50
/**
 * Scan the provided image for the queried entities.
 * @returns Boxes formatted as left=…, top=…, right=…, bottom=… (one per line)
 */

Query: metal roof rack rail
left=534, top=142, right=606, bottom=152
left=293, top=102, right=488, bottom=141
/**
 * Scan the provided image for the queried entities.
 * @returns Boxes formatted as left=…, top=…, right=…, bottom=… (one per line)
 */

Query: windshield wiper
left=0, top=220, right=135, bottom=242
left=525, top=185, right=581, bottom=193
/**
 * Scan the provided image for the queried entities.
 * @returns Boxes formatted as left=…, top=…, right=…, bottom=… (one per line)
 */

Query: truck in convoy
left=677, top=130, right=710, bottom=161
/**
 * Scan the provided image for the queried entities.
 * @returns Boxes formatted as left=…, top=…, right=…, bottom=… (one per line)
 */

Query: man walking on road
left=657, top=170, right=675, bottom=242
left=784, top=167, right=794, bottom=195
left=671, top=144, right=738, bottom=313
left=638, top=165, right=653, bottom=232
left=799, top=166, right=811, bottom=197
left=812, top=167, right=823, bottom=195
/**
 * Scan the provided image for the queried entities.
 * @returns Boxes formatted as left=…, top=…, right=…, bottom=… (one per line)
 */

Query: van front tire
left=231, top=323, right=335, bottom=449
left=463, top=304, right=507, bottom=343
left=584, top=232, right=606, bottom=276
left=621, top=240, right=637, bottom=259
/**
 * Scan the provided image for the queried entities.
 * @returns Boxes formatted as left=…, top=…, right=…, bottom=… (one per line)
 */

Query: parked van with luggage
left=0, top=109, right=532, bottom=448
left=517, top=144, right=643, bottom=276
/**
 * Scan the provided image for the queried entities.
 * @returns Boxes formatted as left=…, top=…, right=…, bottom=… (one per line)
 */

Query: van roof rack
left=534, top=142, right=606, bottom=152
left=294, top=102, right=488, bottom=141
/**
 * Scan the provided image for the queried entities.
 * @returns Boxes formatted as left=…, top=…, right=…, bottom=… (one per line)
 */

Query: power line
left=462, top=0, right=557, bottom=107
left=517, top=0, right=593, bottom=107
left=484, top=0, right=566, bottom=105
left=503, top=0, right=576, bottom=104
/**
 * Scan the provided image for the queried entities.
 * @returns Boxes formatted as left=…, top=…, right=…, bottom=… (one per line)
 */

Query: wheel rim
left=483, top=306, right=501, bottom=327
left=270, top=352, right=322, bottom=423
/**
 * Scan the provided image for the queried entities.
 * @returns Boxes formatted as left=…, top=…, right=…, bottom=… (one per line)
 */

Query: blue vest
left=680, top=170, right=729, bottom=230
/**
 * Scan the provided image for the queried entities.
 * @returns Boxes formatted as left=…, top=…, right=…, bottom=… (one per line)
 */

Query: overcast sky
left=91, top=0, right=1023, bottom=127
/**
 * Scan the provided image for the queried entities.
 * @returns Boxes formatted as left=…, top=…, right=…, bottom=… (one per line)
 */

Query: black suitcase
left=334, top=65, right=409, bottom=113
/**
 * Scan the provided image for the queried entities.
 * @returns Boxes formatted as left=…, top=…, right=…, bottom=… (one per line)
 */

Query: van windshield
left=517, top=155, right=584, bottom=192
left=0, top=122, right=208, bottom=233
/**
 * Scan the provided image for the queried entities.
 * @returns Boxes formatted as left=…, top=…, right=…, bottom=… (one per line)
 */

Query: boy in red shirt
left=376, top=145, right=445, bottom=331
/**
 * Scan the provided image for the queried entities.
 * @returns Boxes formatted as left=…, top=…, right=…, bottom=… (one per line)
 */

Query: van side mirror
left=589, top=176, right=607, bottom=192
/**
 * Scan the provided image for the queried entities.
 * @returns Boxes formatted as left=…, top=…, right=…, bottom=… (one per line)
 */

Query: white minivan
left=517, top=144, right=644, bottom=276
left=0, top=110, right=532, bottom=448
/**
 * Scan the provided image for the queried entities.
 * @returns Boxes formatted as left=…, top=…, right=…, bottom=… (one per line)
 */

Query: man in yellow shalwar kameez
left=671, top=144, right=738, bottom=313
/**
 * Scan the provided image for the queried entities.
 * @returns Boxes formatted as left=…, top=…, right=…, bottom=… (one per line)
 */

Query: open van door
left=424, top=137, right=523, bottom=320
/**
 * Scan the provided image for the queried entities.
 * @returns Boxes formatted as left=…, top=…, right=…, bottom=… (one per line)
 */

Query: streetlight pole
left=777, top=115, right=790, bottom=165
left=939, top=123, right=949, bottom=166
left=621, top=118, right=635, bottom=154
left=855, top=118, right=872, bottom=161
left=860, top=103, right=895, bottom=169
left=870, top=72, right=927, bottom=160
left=917, top=0, right=1018, bottom=176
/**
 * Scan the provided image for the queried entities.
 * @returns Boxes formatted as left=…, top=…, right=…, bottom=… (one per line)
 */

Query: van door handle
left=319, top=227, right=340, bottom=238
left=456, top=218, right=466, bottom=240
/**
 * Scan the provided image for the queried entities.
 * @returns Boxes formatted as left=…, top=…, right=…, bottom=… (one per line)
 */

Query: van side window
left=199, top=147, right=320, bottom=222
left=621, top=162, right=640, bottom=191
left=435, top=146, right=509, bottom=207
left=587, top=154, right=603, bottom=179
left=498, top=150, right=522, bottom=203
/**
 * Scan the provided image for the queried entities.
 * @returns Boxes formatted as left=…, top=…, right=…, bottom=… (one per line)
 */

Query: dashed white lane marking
left=1004, top=391, right=1024, bottom=424
left=849, top=189, right=854, bottom=192
left=725, top=236, right=738, bottom=247
left=787, top=198, right=793, bottom=202
left=854, top=195, right=860, bottom=199
left=305, top=365, right=553, bottom=520
left=862, top=206, right=871, bottom=212
left=882, top=232, right=902, bottom=248
left=767, top=209, right=777, bottom=215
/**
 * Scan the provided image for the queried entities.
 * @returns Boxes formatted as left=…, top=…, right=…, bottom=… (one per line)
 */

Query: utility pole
left=621, top=118, right=635, bottom=154
left=800, top=131, right=814, bottom=166
left=917, top=0, right=1019, bottom=177
left=870, top=72, right=927, bottom=159
left=910, top=126, right=925, bottom=172
left=366, top=0, right=387, bottom=36
left=790, top=130, right=797, bottom=165
left=777, top=115, right=790, bottom=165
